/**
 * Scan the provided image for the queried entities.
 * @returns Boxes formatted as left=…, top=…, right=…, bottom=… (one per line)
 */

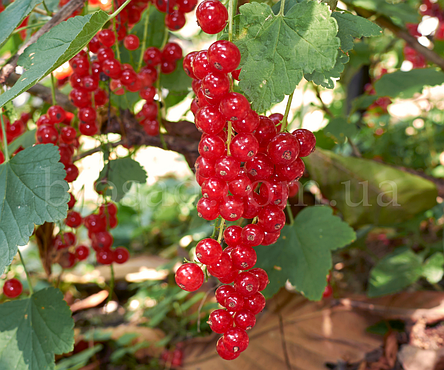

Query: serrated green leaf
left=368, top=247, right=423, bottom=297
left=304, top=148, right=437, bottom=227
left=0, top=0, right=42, bottom=50
left=305, top=12, right=381, bottom=88
left=8, top=129, right=36, bottom=154
left=232, top=1, right=339, bottom=112
left=0, top=287, right=75, bottom=370
left=0, top=144, right=69, bottom=273
left=324, top=116, right=358, bottom=143
left=374, top=69, right=444, bottom=99
left=255, top=206, right=356, bottom=300
left=0, top=11, right=109, bottom=108
left=351, top=0, right=419, bottom=24
left=422, top=252, right=444, bottom=284
left=96, top=157, right=147, bottom=202
left=332, top=12, right=382, bottom=53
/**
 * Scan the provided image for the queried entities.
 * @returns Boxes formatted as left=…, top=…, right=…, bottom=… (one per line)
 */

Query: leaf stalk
left=281, top=91, right=294, bottom=132
left=18, top=249, right=34, bottom=295
left=108, top=0, right=132, bottom=20
left=50, top=73, right=57, bottom=106
left=0, top=113, right=10, bottom=162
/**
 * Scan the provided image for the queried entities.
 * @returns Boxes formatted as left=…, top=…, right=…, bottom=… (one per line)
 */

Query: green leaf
left=0, top=144, right=69, bottom=273
left=56, top=345, right=103, bottom=370
left=368, top=247, right=423, bottom=297
left=232, top=1, right=339, bottom=112
left=304, top=148, right=437, bottom=227
left=8, top=129, right=36, bottom=154
left=0, top=287, right=75, bottom=370
left=164, top=90, right=190, bottom=110
left=422, top=252, right=444, bottom=284
left=96, top=157, right=147, bottom=202
left=332, top=11, right=382, bottom=53
left=374, top=69, right=444, bottom=99
left=160, top=58, right=192, bottom=92
left=305, top=12, right=381, bottom=88
left=324, top=116, right=358, bottom=143
left=0, top=0, right=42, bottom=50
left=0, top=11, right=109, bottom=108
left=255, top=206, right=356, bottom=300
left=110, top=91, right=141, bottom=110
left=351, top=0, right=419, bottom=24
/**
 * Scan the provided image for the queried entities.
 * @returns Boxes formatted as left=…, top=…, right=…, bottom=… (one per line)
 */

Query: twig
left=0, top=0, right=85, bottom=85
left=345, top=2, right=444, bottom=70
left=278, top=312, right=292, bottom=370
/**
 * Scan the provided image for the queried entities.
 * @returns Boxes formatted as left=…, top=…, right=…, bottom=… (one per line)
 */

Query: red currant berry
left=245, top=153, right=274, bottom=181
left=143, top=119, right=160, bottom=136
left=258, top=205, right=286, bottom=233
left=232, top=68, right=241, bottom=81
left=123, top=34, right=140, bottom=50
left=47, top=105, right=66, bottom=124
left=232, top=110, right=259, bottom=134
left=176, top=0, right=197, bottom=12
left=259, top=180, right=289, bottom=209
left=3, top=278, right=23, bottom=298
left=230, top=133, right=259, bottom=162
left=223, top=291, right=244, bottom=311
left=36, top=124, right=58, bottom=144
left=223, top=328, right=249, bottom=353
left=196, top=0, right=228, bottom=34
left=196, top=238, right=223, bottom=265
left=228, top=173, right=253, bottom=198
left=175, top=263, right=204, bottom=292
left=243, top=292, right=265, bottom=314
left=216, top=337, right=240, bottom=360
left=192, top=50, right=212, bottom=80
left=249, top=268, right=269, bottom=291
left=208, top=40, right=241, bottom=73
left=219, top=92, right=250, bottom=121
left=60, top=126, right=77, bottom=144
left=114, top=247, right=130, bottom=264
left=165, top=10, right=186, bottom=31
left=195, top=156, right=216, bottom=178
left=96, top=249, right=114, bottom=265
left=201, top=177, right=228, bottom=200
left=69, top=88, right=91, bottom=108
left=65, top=210, right=82, bottom=228
left=255, top=116, right=277, bottom=149
left=267, top=132, right=300, bottom=166
left=79, top=122, right=98, bottom=136
left=234, top=271, right=259, bottom=296
left=207, top=252, right=232, bottom=278
left=78, top=107, right=97, bottom=124
left=97, top=48, right=115, bottom=63
left=234, top=310, right=256, bottom=330
left=215, top=284, right=236, bottom=306
left=275, top=157, right=305, bottom=182
left=241, top=224, right=265, bottom=247
left=223, top=225, right=242, bottom=247
left=102, top=58, right=122, bottom=79
left=269, top=112, right=283, bottom=130
left=231, top=245, right=257, bottom=270
left=98, top=29, right=116, bottom=47
left=195, top=105, right=225, bottom=135
left=183, top=51, right=198, bottom=79
left=198, top=134, right=226, bottom=160
left=91, top=231, right=114, bottom=250
left=197, top=197, right=220, bottom=220
left=208, top=309, right=233, bottom=334
left=84, top=214, right=106, bottom=233
left=262, top=231, right=280, bottom=246
left=219, top=195, right=244, bottom=221
left=65, top=163, right=80, bottom=182
left=162, top=42, right=183, bottom=61
left=202, top=72, right=230, bottom=100
left=215, top=156, right=240, bottom=182
left=68, top=193, right=76, bottom=209
left=293, top=128, right=316, bottom=157
left=75, top=245, right=89, bottom=261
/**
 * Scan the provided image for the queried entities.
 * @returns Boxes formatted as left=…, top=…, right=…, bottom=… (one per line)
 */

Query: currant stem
left=111, top=0, right=121, bottom=62
left=228, top=0, right=234, bottom=42
left=155, top=71, right=168, bottom=150
left=108, top=0, right=132, bottom=20
left=217, top=218, right=226, bottom=243
left=278, top=0, right=286, bottom=16
left=12, top=22, right=48, bottom=35
left=18, top=249, right=34, bottom=295
left=50, top=73, right=57, bottom=106
left=0, top=113, right=10, bottom=162
left=137, top=4, right=151, bottom=72
left=281, top=91, right=294, bottom=132
left=226, top=121, right=233, bottom=155
left=286, top=201, right=294, bottom=226
left=106, top=263, right=115, bottom=305
left=42, top=1, right=53, bottom=16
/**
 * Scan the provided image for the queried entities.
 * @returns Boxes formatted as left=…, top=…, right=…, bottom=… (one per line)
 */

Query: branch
left=0, top=0, right=85, bottom=85
left=6, top=73, right=75, bottom=111
left=347, top=4, right=444, bottom=70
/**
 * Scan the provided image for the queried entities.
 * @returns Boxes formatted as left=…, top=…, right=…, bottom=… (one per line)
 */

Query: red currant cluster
left=153, top=0, right=197, bottom=31
left=62, top=200, right=129, bottom=268
left=2, top=278, right=23, bottom=299
left=174, top=2, right=316, bottom=358
left=0, top=112, right=31, bottom=164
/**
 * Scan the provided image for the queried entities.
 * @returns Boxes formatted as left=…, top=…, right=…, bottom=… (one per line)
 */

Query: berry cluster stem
left=286, top=201, right=294, bottom=226
left=137, top=4, right=151, bottom=72
left=50, top=73, right=57, bottom=106
left=228, top=0, right=234, bottom=42
left=108, top=0, right=132, bottom=20
left=0, top=113, right=9, bottom=162
left=226, top=121, right=233, bottom=155
left=18, top=249, right=34, bottom=295
left=281, top=91, right=294, bottom=132
left=217, top=218, right=226, bottom=243
left=106, top=263, right=115, bottom=305
left=42, top=1, right=53, bottom=16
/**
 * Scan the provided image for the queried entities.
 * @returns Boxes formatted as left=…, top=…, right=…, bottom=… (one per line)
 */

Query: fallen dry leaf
left=70, top=290, right=109, bottom=313
left=398, top=345, right=444, bottom=370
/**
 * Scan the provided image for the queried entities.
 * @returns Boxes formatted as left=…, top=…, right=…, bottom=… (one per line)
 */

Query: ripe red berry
left=228, top=173, right=252, bottom=198
left=229, top=133, right=259, bottom=162
left=114, top=247, right=130, bottom=264
left=219, top=92, right=250, bottom=121
left=165, top=10, right=186, bottom=31
left=223, top=291, right=244, bottom=311
left=3, top=278, right=23, bottom=298
left=198, top=134, right=226, bottom=160
left=195, top=156, right=216, bottom=178
left=232, top=110, right=259, bottom=134
left=215, top=156, right=240, bottom=181
left=322, top=284, right=333, bottom=298
left=234, top=310, right=256, bottom=330
left=196, top=0, right=228, bottom=34
left=96, top=249, right=114, bottom=265
left=143, top=119, right=160, bottom=136
left=192, top=50, right=212, bottom=80
left=68, top=193, right=76, bottom=209
left=223, top=225, right=242, bottom=247
left=234, top=271, right=260, bottom=296
left=65, top=163, right=79, bottom=182
left=267, top=132, right=300, bottom=166
left=183, top=51, right=198, bottom=79
left=65, top=210, right=82, bottom=228
left=196, top=238, right=223, bottom=265
left=259, top=180, right=289, bottom=209
left=275, top=157, right=305, bottom=182
left=98, top=29, right=116, bottom=47
left=175, top=263, right=204, bottom=292
left=262, top=231, right=280, bottom=246
left=36, top=124, right=58, bottom=144
left=75, top=245, right=89, bottom=261
left=219, top=195, right=244, bottom=221
left=197, top=197, right=220, bottom=220
left=207, top=252, right=232, bottom=278
left=223, top=328, right=249, bottom=353
left=84, top=214, right=107, bottom=233
left=258, top=205, right=286, bottom=233
left=216, top=337, right=240, bottom=360
left=208, top=309, right=233, bottom=333
left=255, top=116, right=277, bottom=148
left=208, top=40, right=241, bottom=74
left=292, top=128, right=316, bottom=157
left=162, top=42, right=183, bottom=61
left=249, top=268, right=269, bottom=291
left=215, top=284, right=236, bottom=306
left=231, top=245, right=257, bottom=270
left=201, top=177, right=228, bottom=200
left=241, top=224, right=265, bottom=247
left=60, top=126, right=77, bottom=144
left=195, top=105, right=226, bottom=135
left=243, top=291, right=266, bottom=314
left=123, top=34, right=140, bottom=50
left=47, top=105, right=66, bottom=124
left=176, top=0, right=197, bottom=12
left=91, top=231, right=114, bottom=250
left=245, top=153, right=274, bottom=181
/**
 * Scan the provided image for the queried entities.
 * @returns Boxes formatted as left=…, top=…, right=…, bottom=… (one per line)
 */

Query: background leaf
left=96, top=157, right=147, bottom=202
left=0, top=287, right=74, bottom=370
left=8, top=129, right=36, bottom=153
left=255, top=206, right=356, bottom=300
left=422, top=252, right=444, bottom=284
left=304, top=148, right=437, bottom=227
left=0, top=0, right=42, bottom=50
left=324, top=116, right=358, bottom=143
left=0, top=144, right=69, bottom=273
left=374, top=68, right=444, bottom=98
left=368, top=247, right=423, bottom=297
left=0, top=10, right=109, bottom=108
left=350, top=0, right=419, bottom=24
